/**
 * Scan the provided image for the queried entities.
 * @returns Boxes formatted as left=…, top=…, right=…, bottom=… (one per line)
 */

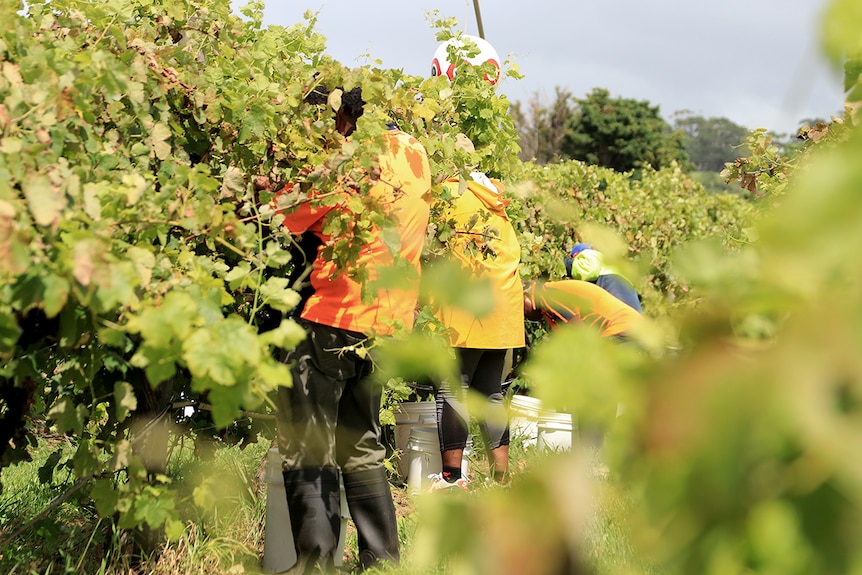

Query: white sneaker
left=427, top=473, right=469, bottom=492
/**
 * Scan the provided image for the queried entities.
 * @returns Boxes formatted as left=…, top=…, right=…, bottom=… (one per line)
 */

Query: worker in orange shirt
left=274, top=85, right=431, bottom=573
left=523, top=278, right=644, bottom=340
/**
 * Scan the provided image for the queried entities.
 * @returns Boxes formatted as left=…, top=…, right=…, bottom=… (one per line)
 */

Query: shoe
left=427, top=473, right=469, bottom=492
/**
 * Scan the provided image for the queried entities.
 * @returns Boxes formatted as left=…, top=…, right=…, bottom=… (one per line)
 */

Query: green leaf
left=72, top=440, right=102, bottom=476
left=260, top=318, right=307, bottom=351
left=206, top=384, right=246, bottom=429
left=193, top=480, right=218, bottom=508
left=135, top=487, right=176, bottom=529
left=421, top=259, right=495, bottom=318
left=259, top=277, right=301, bottom=312
left=127, top=291, right=198, bottom=347
left=131, top=343, right=178, bottom=386
left=183, top=318, right=259, bottom=386
left=0, top=309, right=22, bottom=349
left=42, top=274, right=70, bottom=318
left=47, top=398, right=88, bottom=434
left=91, top=478, right=119, bottom=517
left=224, top=261, right=252, bottom=290
left=165, top=519, right=185, bottom=542
left=257, top=357, right=294, bottom=388
left=264, top=241, right=293, bottom=267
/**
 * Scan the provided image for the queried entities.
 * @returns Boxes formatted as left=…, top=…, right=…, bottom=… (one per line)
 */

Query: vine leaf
left=149, top=122, right=172, bottom=160
left=42, top=274, right=70, bottom=318
left=24, top=174, right=66, bottom=226
left=46, top=398, right=89, bottom=435
left=113, top=381, right=138, bottom=422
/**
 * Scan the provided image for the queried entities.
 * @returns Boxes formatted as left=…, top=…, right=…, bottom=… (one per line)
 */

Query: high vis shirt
left=433, top=175, right=526, bottom=349
left=528, top=279, right=644, bottom=338
left=278, top=129, right=431, bottom=336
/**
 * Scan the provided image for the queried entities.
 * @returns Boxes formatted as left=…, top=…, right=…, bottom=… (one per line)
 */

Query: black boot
left=282, top=467, right=342, bottom=574
left=342, top=467, right=400, bottom=571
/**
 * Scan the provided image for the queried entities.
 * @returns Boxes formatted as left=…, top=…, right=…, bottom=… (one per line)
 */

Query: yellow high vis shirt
left=434, top=175, right=526, bottom=349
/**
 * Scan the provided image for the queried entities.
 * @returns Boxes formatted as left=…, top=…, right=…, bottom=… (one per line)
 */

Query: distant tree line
left=510, top=87, right=818, bottom=194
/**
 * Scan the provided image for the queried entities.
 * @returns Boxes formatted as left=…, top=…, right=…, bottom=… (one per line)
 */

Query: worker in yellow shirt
left=430, top=171, right=526, bottom=490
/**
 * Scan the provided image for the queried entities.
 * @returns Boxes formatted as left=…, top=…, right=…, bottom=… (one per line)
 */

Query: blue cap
left=569, top=243, right=592, bottom=257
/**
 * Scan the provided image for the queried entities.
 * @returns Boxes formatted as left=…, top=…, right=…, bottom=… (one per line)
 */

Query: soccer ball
left=431, top=35, right=501, bottom=85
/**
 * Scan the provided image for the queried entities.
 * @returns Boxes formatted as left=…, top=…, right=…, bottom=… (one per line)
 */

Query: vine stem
left=0, top=404, right=174, bottom=547
left=0, top=475, right=92, bottom=547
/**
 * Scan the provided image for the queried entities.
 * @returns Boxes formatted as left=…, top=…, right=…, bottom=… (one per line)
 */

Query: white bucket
left=394, top=401, right=437, bottom=478
left=406, top=425, right=441, bottom=492
left=537, top=411, right=576, bottom=452
left=509, top=394, right=543, bottom=447
left=262, top=448, right=348, bottom=572
left=405, top=425, right=472, bottom=492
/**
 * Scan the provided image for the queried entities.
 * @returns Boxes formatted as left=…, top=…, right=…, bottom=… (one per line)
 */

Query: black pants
left=277, top=319, right=385, bottom=471
left=436, top=347, right=511, bottom=451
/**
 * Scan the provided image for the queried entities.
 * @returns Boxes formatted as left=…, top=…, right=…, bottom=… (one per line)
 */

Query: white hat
left=431, top=35, right=501, bottom=85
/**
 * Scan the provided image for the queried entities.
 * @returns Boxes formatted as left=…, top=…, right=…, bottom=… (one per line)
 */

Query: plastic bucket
left=537, top=411, right=576, bottom=452
left=509, top=394, right=543, bottom=446
left=406, top=425, right=442, bottom=491
left=394, top=401, right=437, bottom=478
left=262, top=448, right=348, bottom=572
left=405, top=425, right=472, bottom=492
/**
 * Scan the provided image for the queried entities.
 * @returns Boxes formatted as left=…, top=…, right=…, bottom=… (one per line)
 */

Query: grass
left=0, top=430, right=656, bottom=575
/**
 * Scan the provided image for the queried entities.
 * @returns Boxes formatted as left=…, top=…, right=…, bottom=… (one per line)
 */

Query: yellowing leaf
left=0, top=137, right=22, bottom=154
left=110, top=439, right=132, bottom=471
left=114, top=381, right=138, bottom=422
left=83, top=183, right=102, bottom=221
left=1, top=61, right=23, bottom=86
left=73, top=239, right=100, bottom=286
left=221, top=166, right=246, bottom=199
left=121, top=173, right=148, bottom=205
left=126, top=246, right=155, bottom=287
left=150, top=122, right=172, bottom=160
left=24, top=173, right=66, bottom=226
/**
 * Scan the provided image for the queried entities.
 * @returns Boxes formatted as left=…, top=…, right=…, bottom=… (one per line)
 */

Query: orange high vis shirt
left=434, top=176, right=526, bottom=349
left=529, top=279, right=644, bottom=338
left=280, top=129, right=431, bottom=336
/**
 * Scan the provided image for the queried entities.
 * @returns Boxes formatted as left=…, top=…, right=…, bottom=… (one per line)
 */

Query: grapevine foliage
left=3, top=3, right=858, bottom=573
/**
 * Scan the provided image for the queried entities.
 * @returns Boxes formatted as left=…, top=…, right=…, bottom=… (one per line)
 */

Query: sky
left=252, top=0, right=846, bottom=135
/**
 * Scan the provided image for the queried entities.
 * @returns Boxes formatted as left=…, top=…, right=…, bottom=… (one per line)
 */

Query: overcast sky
left=255, top=0, right=845, bottom=134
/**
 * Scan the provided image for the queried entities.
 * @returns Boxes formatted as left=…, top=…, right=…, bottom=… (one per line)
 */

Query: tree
left=510, top=87, right=572, bottom=164
left=672, top=112, right=749, bottom=172
left=560, top=88, right=689, bottom=172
